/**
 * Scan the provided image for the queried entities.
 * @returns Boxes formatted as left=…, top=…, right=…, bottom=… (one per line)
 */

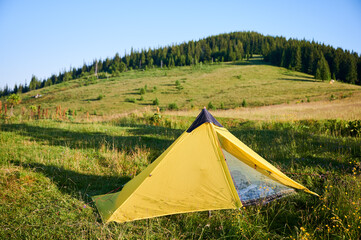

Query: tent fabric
left=93, top=123, right=241, bottom=223
left=186, top=107, right=223, bottom=132
left=92, top=109, right=318, bottom=223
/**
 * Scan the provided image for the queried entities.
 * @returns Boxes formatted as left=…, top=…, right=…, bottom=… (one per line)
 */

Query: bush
left=6, top=94, right=21, bottom=107
left=242, top=99, right=247, bottom=107
left=208, top=101, right=215, bottom=110
left=84, top=77, right=97, bottom=86
left=176, top=85, right=184, bottom=90
left=96, top=94, right=105, bottom=100
left=175, top=80, right=183, bottom=90
left=153, top=98, right=159, bottom=105
left=139, top=88, right=146, bottom=95
left=220, top=102, right=224, bottom=109
left=125, top=98, right=136, bottom=103
left=111, top=71, right=121, bottom=77
left=168, top=103, right=178, bottom=110
left=149, top=113, right=162, bottom=124
left=139, top=96, right=144, bottom=101
left=97, top=72, right=107, bottom=79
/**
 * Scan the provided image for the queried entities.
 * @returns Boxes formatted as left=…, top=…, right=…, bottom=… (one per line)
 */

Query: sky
left=0, top=0, right=360, bottom=89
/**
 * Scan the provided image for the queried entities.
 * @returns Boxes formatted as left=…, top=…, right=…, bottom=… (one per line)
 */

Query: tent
left=92, top=108, right=318, bottom=223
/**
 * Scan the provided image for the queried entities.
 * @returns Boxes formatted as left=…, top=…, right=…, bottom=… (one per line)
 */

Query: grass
left=1, top=57, right=361, bottom=238
left=0, top=114, right=360, bottom=239
left=11, top=57, right=361, bottom=118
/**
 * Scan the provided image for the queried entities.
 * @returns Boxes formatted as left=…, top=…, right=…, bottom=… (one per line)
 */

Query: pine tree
left=29, top=75, right=40, bottom=90
left=345, top=55, right=357, bottom=84
left=294, top=46, right=302, bottom=71
left=315, top=53, right=331, bottom=81
left=140, top=51, right=146, bottom=68
left=307, top=49, right=315, bottom=74
left=357, top=56, right=361, bottom=85
left=280, top=50, right=286, bottom=67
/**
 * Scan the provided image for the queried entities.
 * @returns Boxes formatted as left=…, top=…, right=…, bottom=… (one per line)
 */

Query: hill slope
left=20, top=57, right=361, bottom=119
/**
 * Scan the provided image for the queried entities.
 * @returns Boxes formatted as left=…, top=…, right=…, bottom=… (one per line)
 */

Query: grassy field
left=1, top=58, right=361, bottom=239
left=0, top=114, right=360, bottom=239
left=14, top=57, right=361, bottom=119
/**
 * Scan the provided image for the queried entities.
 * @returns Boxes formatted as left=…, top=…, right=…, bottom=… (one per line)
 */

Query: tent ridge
left=186, top=108, right=223, bottom=132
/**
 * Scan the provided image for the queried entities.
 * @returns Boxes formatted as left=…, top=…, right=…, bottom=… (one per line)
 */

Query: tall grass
left=0, top=115, right=360, bottom=239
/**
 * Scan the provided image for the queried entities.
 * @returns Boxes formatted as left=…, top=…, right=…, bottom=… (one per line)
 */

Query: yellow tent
left=92, top=108, right=318, bottom=223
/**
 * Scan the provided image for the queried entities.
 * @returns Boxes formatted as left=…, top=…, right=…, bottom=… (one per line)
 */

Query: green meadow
left=1, top=59, right=361, bottom=239
left=19, top=57, right=361, bottom=117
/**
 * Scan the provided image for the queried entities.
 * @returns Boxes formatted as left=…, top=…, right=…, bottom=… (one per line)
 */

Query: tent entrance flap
left=222, top=149, right=294, bottom=205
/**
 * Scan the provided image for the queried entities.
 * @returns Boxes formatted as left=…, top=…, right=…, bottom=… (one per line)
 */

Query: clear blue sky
left=0, top=0, right=360, bottom=89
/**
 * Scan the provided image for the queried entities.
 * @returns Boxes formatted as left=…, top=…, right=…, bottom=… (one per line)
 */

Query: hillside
left=1, top=57, right=361, bottom=239
left=18, top=57, right=361, bottom=120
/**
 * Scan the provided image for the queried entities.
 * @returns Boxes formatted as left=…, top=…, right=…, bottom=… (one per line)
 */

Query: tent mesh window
left=222, top=149, right=294, bottom=206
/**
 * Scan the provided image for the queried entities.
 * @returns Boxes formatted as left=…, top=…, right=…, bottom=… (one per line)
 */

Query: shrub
left=168, top=103, right=178, bottom=110
left=242, top=99, right=247, bottom=107
left=84, top=76, right=97, bottom=86
left=208, top=101, right=215, bottom=110
left=139, top=96, right=144, bottom=101
left=175, top=80, right=183, bottom=90
left=96, top=94, right=105, bottom=100
left=153, top=98, right=159, bottom=105
left=153, top=86, right=157, bottom=92
left=149, top=113, right=162, bottom=124
left=111, top=71, right=121, bottom=77
left=176, top=85, right=184, bottom=90
left=67, top=109, right=73, bottom=116
left=220, top=102, right=224, bottom=109
left=139, top=88, right=146, bottom=95
left=6, top=94, right=21, bottom=107
left=125, top=98, right=136, bottom=103
left=98, top=72, right=107, bottom=79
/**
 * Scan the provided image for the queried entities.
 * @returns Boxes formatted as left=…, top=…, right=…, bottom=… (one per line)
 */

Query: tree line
left=1, top=31, right=360, bottom=98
